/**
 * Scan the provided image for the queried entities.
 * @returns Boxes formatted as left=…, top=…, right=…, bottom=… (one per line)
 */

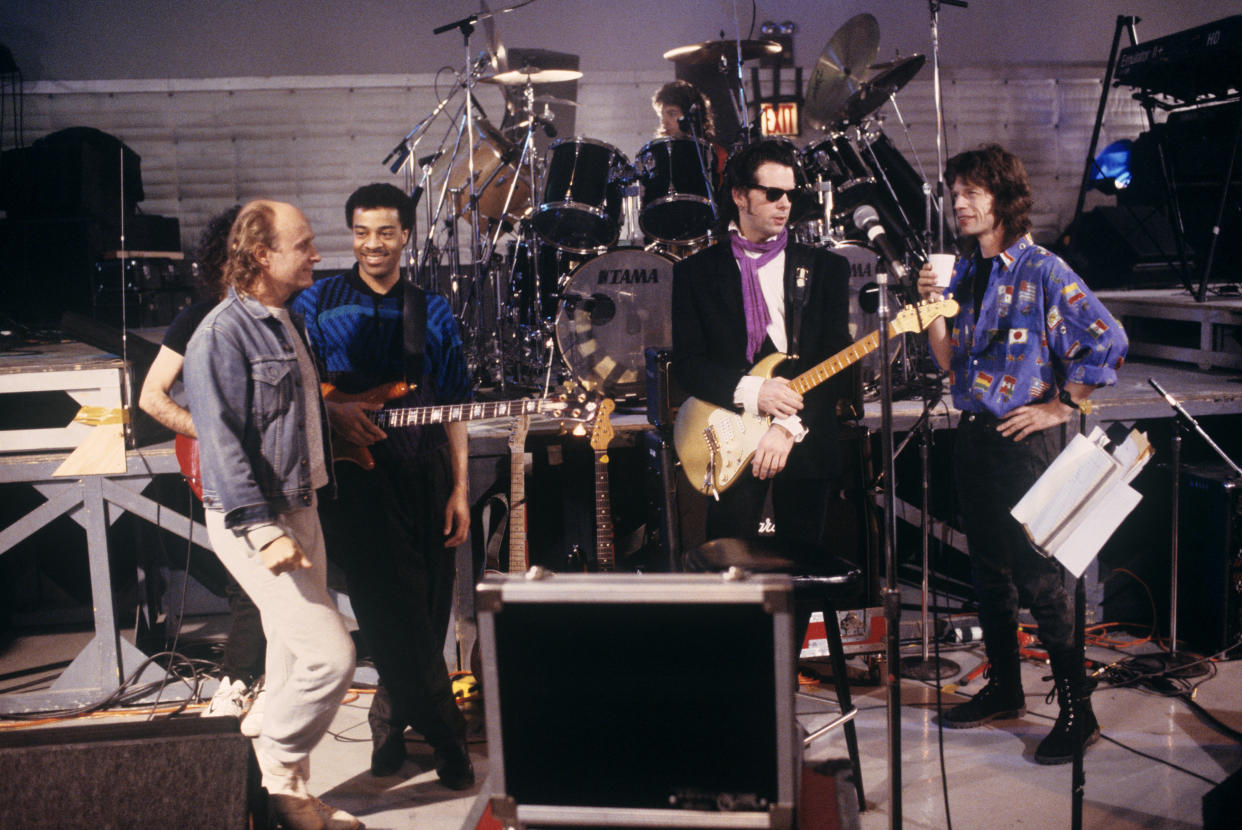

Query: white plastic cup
left=928, top=253, right=956, bottom=289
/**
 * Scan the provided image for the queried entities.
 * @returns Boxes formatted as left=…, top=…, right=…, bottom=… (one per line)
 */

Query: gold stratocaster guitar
left=673, top=298, right=959, bottom=498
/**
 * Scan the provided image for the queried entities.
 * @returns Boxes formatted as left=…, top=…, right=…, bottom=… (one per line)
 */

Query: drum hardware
left=834, top=53, right=926, bottom=128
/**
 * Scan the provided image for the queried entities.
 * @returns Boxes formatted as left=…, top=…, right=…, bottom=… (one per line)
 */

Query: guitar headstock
left=589, top=398, right=616, bottom=454
left=508, top=413, right=531, bottom=453
left=892, top=298, right=961, bottom=335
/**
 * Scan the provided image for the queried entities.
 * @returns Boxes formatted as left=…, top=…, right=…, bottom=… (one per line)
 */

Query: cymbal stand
left=927, top=0, right=969, bottom=253
left=728, top=0, right=752, bottom=140
left=680, top=111, right=718, bottom=226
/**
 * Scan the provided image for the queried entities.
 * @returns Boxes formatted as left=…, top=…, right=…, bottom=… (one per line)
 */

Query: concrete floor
left=2, top=617, right=1239, bottom=830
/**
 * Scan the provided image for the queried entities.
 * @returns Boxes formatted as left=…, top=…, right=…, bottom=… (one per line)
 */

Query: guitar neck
left=789, top=321, right=894, bottom=395
left=373, top=397, right=547, bottom=429
left=594, top=449, right=615, bottom=572
left=508, top=449, right=528, bottom=574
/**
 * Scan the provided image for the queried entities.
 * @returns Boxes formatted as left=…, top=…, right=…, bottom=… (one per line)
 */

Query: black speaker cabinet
left=477, top=573, right=797, bottom=829
left=0, top=716, right=256, bottom=829
left=1176, top=464, right=1242, bottom=655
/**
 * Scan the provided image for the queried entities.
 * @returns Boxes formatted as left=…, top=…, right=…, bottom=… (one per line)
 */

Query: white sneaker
left=240, top=684, right=267, bottom=737
left=203, top=676, right=249, bottom=719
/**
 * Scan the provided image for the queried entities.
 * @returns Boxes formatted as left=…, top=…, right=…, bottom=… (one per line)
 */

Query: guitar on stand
left=589, top=398, right=616, bottom=572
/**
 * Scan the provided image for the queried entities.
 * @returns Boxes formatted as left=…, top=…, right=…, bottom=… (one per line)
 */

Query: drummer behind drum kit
left=410, top=12, right=937, bottom=403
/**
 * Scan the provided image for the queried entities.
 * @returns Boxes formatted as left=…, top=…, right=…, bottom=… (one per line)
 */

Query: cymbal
left=533, top=94, right=578, bottom=108
left=868, top=54, right=926, bottom=97
left=834, top=53, right=926, bottom=126
left=481, top=66, right=583, bottom=85
left=804, top=13, right=880, bottom=131
left=662, top=38, right=781, bottom=65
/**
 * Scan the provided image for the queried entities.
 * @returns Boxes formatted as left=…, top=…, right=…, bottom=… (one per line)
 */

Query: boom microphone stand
left=1149, top=379, right=1242, bottom=660
left=875, top=257, right=903, bottom=830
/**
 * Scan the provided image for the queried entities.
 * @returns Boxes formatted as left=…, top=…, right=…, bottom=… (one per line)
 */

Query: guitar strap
left=785, top=246, right=811, bottom=362
left=401, top=273, right=427, bottom=387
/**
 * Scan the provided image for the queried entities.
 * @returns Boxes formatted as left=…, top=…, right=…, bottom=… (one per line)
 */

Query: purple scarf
left=730, top=228, right=788, bottom=361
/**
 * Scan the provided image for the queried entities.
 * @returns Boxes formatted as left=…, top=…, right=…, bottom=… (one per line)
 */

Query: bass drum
left=533, top=138, right=630, bottom=255
left=555, top=248, right=675, bottom=401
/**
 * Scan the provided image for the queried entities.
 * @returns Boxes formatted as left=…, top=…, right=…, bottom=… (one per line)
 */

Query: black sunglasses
left=746, top=184, right=802, bottom=203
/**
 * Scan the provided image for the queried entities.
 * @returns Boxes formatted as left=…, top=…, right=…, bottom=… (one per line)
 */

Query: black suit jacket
left=671, top=239, right=853, bottom=480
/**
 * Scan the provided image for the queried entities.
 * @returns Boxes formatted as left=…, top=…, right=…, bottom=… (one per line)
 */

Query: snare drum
left=533, top=138, right=630, bottom=254
left=555, top=247, right=675, bottom=400
left=634, top=137, right=717, bottom=244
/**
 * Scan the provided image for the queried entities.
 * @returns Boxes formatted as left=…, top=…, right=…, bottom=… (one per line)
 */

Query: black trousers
left=953, top=413, right=1075, bottom=657
left=320, top=448, right=465, bottom=748
left=706, top=471, right=833, bottom=548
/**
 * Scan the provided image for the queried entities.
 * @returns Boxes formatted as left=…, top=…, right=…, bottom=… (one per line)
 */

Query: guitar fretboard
left=509, top=438, right=529, bottom=574
left=594, top=450, right=615, bottom=572
left=372, top=398, right=548, bottom=429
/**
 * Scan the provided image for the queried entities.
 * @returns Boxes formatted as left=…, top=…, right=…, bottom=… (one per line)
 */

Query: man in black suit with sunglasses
left=672, top=139, right=852, bottom=545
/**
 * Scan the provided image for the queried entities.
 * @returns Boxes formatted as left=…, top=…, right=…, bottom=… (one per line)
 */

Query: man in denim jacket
left=185, top=200, right=360, bottom=830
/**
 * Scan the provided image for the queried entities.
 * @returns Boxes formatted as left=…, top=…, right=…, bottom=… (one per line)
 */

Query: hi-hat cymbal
left=533, top=94, right=578, bottom=108
left=803, top=13, right=880, bottom=131
left=834, top=53, right=926, bottom=126
left=481, top=66, right=583, bottom=85
left=663, top=38, right=781, bottom=65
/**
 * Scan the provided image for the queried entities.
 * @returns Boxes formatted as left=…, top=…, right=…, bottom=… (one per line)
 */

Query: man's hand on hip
left=260, top=535, right=313, bottom=575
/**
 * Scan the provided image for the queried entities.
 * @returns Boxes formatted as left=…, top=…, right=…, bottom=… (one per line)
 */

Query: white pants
left=205, top=498, right=355, bottom=767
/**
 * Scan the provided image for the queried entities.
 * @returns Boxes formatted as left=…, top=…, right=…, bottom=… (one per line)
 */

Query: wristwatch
left=1057, top=388, right=1080, bottom=411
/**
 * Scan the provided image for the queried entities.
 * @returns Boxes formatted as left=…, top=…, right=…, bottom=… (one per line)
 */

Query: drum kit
left=406, top=9, right=938, bottom=402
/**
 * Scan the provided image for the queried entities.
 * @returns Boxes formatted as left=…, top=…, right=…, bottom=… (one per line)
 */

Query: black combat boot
left=942, top=628, right=1026, bottom=729
left=1034, top=650, right=1100, bottom=765
left=369, top=683, right=408, bottom=776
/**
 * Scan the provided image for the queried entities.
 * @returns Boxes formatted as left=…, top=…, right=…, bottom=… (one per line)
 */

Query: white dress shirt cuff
left=773, top=414, right=808, bottom=442
left=733, top=375, right=764, bottom=415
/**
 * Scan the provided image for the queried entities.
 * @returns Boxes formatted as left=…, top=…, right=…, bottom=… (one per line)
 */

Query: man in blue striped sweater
left=291, top=183, right=474, bottom=789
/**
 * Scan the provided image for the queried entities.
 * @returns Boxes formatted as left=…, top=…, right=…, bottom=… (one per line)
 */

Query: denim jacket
left=184, top=286, right=334, bottom=529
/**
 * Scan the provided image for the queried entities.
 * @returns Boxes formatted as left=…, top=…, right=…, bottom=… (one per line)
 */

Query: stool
left=684, top=537, right=866, bottom=813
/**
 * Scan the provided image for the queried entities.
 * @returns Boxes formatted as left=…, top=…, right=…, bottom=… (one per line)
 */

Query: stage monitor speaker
left=1176, top=463, right=1242, bottom=655
left=1059, top=206, right=1186, bottom=290
left=477, top=573, right=797, bottom=829
left=0, top=715, right=256, bottom=829
left=1204, top=763, right=1242, bottom=830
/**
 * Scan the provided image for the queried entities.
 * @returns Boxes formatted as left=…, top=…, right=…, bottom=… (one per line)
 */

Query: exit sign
left=759, top=101, right=800, bottom=137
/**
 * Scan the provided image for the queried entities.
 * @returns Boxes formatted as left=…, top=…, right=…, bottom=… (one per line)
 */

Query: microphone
left=852, top=204, right=907, bottom=279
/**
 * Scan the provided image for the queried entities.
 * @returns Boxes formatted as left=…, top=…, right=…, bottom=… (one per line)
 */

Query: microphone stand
left=875, top=258, right=902, bottom=830
left=1148, top=378, right=1242, bottom=662
left=927, top=0, right=969, bottom=253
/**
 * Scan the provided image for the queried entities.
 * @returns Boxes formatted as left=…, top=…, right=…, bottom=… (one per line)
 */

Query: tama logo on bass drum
left=597, top=266, right=662, bottom=285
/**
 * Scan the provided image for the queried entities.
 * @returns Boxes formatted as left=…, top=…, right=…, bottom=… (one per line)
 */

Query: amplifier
left=644, top=347, right=686, bottom=427
left=1176, top=464, right=1242, bottom=655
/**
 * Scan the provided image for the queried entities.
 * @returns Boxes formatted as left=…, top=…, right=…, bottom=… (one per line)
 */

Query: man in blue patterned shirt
left=291, top=183, right=474, bottom=789
left=917, top=145, right=1127, bottom=764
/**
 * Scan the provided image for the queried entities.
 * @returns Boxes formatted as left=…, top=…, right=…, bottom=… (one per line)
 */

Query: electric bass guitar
left=672, top=299, right=959, bottom=498
left=175, top=381, right=568, bottom=500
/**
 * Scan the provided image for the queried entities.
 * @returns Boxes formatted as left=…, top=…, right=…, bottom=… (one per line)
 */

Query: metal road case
left=476, top=571, right=798, bottom=830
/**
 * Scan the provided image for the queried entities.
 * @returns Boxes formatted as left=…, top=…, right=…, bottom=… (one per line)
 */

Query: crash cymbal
left=834, top=53, right=926, bottom=126
left=804, top=13, right=880, bottom=132
left=533, top=94, right=578, bottom=108
left=481, top=66, right=583, bottom=85
left=663, top=38, right=781, bottom=65
left=867, top=54, right=926, bottom=96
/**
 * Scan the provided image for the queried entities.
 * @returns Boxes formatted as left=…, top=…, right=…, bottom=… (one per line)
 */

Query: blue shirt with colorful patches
left=291, top=266, right=471, bottom=462
left=940, top=234, right=1127, bottom=417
